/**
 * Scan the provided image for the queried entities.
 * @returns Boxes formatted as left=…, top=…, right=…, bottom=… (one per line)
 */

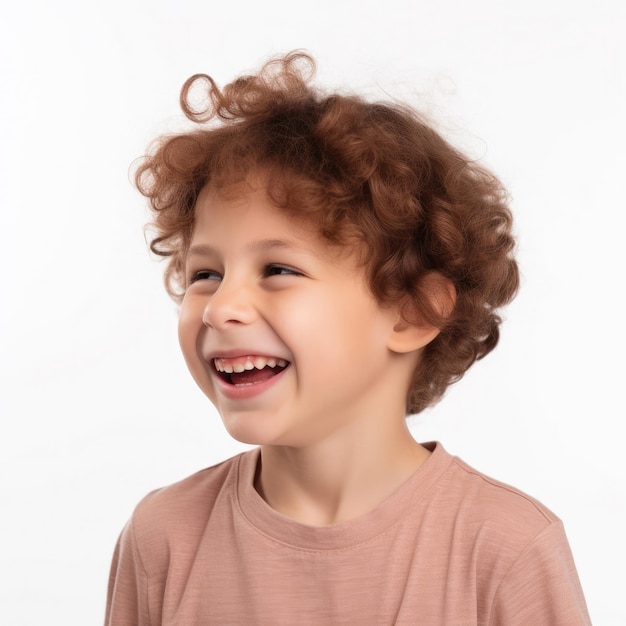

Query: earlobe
left=387, top=273, right=456, bottom=354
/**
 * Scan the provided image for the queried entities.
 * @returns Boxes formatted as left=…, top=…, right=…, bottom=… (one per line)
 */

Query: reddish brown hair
left=135, top=51, right=519, bottom=413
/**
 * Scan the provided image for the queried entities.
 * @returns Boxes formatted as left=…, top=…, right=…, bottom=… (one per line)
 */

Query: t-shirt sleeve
left=105, top=519, right=152, bottom=626
left=488, top=521, right=591, bottom=625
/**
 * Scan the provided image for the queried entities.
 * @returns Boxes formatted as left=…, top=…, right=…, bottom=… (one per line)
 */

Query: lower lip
left=213, top=366, right=289, bottom=400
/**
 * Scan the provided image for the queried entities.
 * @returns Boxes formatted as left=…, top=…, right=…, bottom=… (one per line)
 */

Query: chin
left=222, top=419, right=280, bottom=447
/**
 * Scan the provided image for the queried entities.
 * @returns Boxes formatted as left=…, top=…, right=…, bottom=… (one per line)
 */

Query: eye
left=263, top=264, right=303, bottom=278
left=189, top=269, right=222, bottom=284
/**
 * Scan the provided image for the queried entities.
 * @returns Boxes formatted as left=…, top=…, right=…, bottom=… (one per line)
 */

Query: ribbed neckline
left=234, top=441, right=453, bottom=551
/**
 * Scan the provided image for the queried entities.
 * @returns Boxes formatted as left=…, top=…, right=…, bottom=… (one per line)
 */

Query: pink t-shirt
left=106, top=442, right=590, bottom=625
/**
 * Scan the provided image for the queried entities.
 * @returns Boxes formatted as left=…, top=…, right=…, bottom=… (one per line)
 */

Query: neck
left=256, top=415, right=430, bottom=526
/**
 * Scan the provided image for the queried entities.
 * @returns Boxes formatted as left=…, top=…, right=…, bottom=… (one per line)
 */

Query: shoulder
left=432, top=446, right=560, bottom=540
left=134, top=452, right=241, bottom=522
left=423, top=445, right=590, bottom=623
left=124, top=450, right=253, bottom=573
left=422, top=445, right=564, bottom=587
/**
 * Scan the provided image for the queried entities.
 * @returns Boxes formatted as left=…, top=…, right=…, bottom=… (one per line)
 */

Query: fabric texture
left=105, top=442, right=591, bottom=625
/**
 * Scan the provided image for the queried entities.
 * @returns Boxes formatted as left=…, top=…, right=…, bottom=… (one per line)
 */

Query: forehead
left=189, top=176, right=364, bottom=266
left=192, top=181, right=313, bottom=242
left=188, top=185, right=339, bottom=273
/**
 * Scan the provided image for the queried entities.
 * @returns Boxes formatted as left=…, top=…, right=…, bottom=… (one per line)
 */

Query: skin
left=178, top=177, right=442, bottom=526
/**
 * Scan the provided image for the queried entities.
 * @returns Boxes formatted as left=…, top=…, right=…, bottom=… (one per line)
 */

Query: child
left=106, top=52, right=590, bottom=624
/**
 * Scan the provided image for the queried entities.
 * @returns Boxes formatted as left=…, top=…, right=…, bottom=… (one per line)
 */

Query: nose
left=201, top=280, right=257, bottom=329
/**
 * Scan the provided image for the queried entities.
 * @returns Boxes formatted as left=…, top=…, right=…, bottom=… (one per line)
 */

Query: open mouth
left=213, top=355, right=290, bottom=387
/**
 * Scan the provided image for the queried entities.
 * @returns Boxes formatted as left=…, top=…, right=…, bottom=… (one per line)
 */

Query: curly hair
left=135, top=51, right=519, bottom=414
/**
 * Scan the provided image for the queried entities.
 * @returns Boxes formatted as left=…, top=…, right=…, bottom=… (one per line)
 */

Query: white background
left=1, top=0, right=624, bottom=623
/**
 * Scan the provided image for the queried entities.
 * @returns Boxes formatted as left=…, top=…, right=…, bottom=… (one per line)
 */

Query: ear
left=387, top=273, right=456, bottom=354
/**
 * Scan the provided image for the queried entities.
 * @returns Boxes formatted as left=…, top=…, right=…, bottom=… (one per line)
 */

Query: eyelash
left=263, top=264, right=303, bottom=277
left=189, top=270, right=221, bottom=284
left=188, top=264, right=302, bottom=284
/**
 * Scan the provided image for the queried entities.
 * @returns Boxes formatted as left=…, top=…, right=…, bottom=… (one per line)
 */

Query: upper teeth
left=214, top=356, right=288, bottom=374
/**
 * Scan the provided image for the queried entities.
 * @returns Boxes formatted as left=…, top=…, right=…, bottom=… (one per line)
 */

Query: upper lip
left=203, top=348, right=290, bottom=362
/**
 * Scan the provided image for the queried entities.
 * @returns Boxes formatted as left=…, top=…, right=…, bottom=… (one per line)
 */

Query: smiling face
left=178, top=179, right=422, bottom=449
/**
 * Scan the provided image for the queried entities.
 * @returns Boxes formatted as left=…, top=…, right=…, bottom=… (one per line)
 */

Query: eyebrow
left=186, top=238, right=310, bottom=258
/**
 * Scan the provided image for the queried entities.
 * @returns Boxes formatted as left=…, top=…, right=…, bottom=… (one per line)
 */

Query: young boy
left=106, top=52, right=590, bottom=624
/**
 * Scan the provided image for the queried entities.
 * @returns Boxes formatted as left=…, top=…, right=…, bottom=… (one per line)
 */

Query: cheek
left=178, top=303, right=202, bottom=364
left=177, top=310, right=215, bottom=397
